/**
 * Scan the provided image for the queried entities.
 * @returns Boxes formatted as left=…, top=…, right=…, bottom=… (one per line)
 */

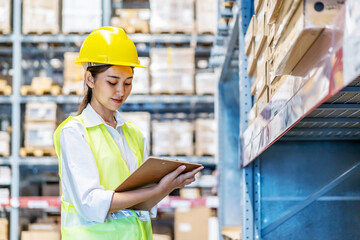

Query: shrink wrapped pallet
left=111, top=9, right=150, bottom=34
left=196, top=0, right=217, bottom=34
left=0, top=188, right=9, bottom=205
left=24, top=122, right=57, bottom=148
left=0, top=0, right=11, bottom=34
left=195, top=70, right=216, bottom=95
left=62, top=0, right=102, bottom=33
left=63, top=52, right=85, bottom=95
left=150, top=0, right=194, bottom=33
left=120, top=112, right=151, bottom=146
left=25, top=102, right=57, bottom=122
left=0, top=166, right=11, bottom=185
left=132, top=57, right=150, bottom=94
left=195, top=119, right=216, bottom=156
left=150, top=48, right=195, bottom=94
left=152, top=120, right=194, bottom=156
left=0, top=131, right=10, bottom=157
left=22, top=0, right=59, bottom=34
left=152, top=121, right=173, bottom=156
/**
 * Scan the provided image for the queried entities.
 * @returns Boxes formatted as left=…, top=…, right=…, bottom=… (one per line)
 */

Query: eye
left=107, top=81, right=116, bottom=86
left=125, top=82, right=132, bottom=86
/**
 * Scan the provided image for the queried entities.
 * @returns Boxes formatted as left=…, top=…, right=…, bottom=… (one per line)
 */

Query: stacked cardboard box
left=175, top=206, right=212, bottom=240
left=195, top=119, right=216, bottom=156
left=0, top=132, right=10, bottom=157
left=152, top=120, right=194, bottom=156
left=24, top=103, right=58, bottom=149
left=132, top=57, right=150, bottom=94
left=62, top=0, right=102, bottom=33
left=0, top=167, right=11, bottom=185
left=111, top=9, right=150, bottom=34
left=150, top=0, right=194, bottom=33
left=21, top=220, right=60, bottom=240
left=62, top=52, right=85, bottom=95
left=22, top=0, right=59, bottom=34
left=246, top=0, right=343, bottom=124
left=150, top=48, right=195, bottom=94
left=0, top=0, right=11, bottom=34
left=195, top=70, right=217, bottom=95
left=0, top=218, right=8, bottom=240
left=196, top=0, right=217, bottom=34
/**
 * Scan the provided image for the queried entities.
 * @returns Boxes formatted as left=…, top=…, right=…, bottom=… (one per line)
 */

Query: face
left=86, top=65, right=133, bottom=112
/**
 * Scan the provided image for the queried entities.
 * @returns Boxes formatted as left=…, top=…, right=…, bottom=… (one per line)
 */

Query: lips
left=111, top=98, right=122, bottom=104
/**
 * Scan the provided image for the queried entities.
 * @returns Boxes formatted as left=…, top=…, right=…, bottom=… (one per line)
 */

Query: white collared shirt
left=59, top=104, right=151, bottom=223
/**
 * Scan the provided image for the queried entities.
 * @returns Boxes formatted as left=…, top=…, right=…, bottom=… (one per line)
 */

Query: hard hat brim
left=74, top=60, right=147, bottom=68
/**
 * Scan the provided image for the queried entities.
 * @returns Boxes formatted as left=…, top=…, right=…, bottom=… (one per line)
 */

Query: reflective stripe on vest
left=53, top=114, right=152, bottom=240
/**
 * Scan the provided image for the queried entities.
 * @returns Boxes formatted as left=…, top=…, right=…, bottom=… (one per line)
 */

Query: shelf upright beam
left=238, top=0, right=255, bottom=239
left=10, top=0, right=22, bottom=240
left=102, top=0, right=111, bottom=26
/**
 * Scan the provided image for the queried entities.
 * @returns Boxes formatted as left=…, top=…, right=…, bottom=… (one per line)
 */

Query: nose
left=115, top=82, right=125, bottom=96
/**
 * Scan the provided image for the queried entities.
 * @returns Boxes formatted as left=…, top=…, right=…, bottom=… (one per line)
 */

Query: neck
left=90, top=100, right=116, bottom=126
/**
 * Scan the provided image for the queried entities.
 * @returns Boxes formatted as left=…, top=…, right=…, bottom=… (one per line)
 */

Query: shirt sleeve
left=142, top=135, right=158, bottom=218
left=60, top=121, right=114, bottom=223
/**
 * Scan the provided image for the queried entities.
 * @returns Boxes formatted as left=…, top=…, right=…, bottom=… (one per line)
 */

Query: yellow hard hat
left=75, top=26, right=146, bottom=68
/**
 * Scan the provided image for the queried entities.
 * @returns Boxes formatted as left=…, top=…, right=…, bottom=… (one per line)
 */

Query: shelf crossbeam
left=261, top=161, right=360, bottom=237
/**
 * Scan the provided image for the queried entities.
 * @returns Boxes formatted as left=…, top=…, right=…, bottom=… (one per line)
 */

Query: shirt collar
left=82, top=104, right=127, bottom=128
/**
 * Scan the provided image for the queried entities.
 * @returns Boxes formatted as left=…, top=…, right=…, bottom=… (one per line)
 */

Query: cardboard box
left=153, top=234, right=171, bottom=240
left=195, top=70, right=216, bottom=95
left=256, top=87, right=269, bottom=115
left=0, top=218, right=8, bottom=240
left=180, top=188, right=201, bottom=199
left=255, top=61, right=267, bottom=100
left=254, top=0, right=264, bottom=15
left=0, top=166, right=11, bottom=185
left=62, top=0, right=102, bottom=33
left=255, top=12, right=268, bottom=58
left=273, top=0, right=344, bottom=75
left=111, top=9, right=150, bottom=34
left=21, top=231, right=60, bottom=240
left=195, top=119, right=216, bottom=156
left=269, top=75, right=287, bottom=100
left=175, top=207, right=211, bottom=240
left=247, top=103, right=257, bottom=125
left=29, top=223, right=60, bottom=231
left=0, top=0, right=11, bottom=34
left=22, top=0, right=59, bottom=34
left=245, top=15, right=257, bottom=56
left=24, top=122, right=57, bottom=148
left=196, top=0, right=217, bottom=34
left=267, top=0, right=283, bottom=24
left=247, top=42, right=256, bottom=76
left=25, top=102, right=57, bottom=122
left=132, top=57, right=150, bottom=94
left=0, top=131, right=10, bottom=157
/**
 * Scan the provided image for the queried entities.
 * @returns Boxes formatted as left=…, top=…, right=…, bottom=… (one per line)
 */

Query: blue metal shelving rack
left=212, top=0, right=360, bottom=239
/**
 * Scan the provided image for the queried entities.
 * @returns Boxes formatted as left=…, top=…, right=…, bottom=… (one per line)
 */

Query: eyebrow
left=107, top=75, right=133, bottom=80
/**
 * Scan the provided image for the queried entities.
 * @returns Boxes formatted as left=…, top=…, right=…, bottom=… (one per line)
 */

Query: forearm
left=108, top=184, right=166, bottom=213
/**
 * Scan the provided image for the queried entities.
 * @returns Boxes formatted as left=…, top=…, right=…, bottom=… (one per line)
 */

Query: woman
left=53, top=27, right=203, bottom=240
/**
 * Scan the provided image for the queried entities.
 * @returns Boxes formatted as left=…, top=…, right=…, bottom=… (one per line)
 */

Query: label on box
left=178, top=223, right=192, bottom=232
left=28, top=200, right=49, bottom=209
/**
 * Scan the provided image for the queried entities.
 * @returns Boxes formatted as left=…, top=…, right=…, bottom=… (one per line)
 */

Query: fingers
left=179, top=166, right=204, bottom=180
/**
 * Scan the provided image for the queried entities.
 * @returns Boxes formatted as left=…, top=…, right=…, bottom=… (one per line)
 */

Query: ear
left=85, top=71, right=95, bottom=89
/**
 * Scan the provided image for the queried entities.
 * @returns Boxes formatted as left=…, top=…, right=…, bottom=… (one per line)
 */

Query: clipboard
left=114, top=157, right=202, bottom=211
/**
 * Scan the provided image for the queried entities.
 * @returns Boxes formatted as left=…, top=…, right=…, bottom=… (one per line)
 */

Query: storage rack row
left=0, top=0, right=218, bottom=239
left=211, top=0, right=360, bottom=239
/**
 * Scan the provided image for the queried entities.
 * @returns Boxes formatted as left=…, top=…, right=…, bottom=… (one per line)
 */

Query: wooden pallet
left=20, top=147, right=56, bottom=157
left=0, top=152, right=10, bottom=157
left=0, top=28, right=11, bottom=35
left=22, top=29, right=59, bottom=35
left=20, top=85, right=61, bottom=96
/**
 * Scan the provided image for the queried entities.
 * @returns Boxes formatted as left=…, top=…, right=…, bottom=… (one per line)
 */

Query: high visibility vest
left=53, top=114, right=152, bottom=240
